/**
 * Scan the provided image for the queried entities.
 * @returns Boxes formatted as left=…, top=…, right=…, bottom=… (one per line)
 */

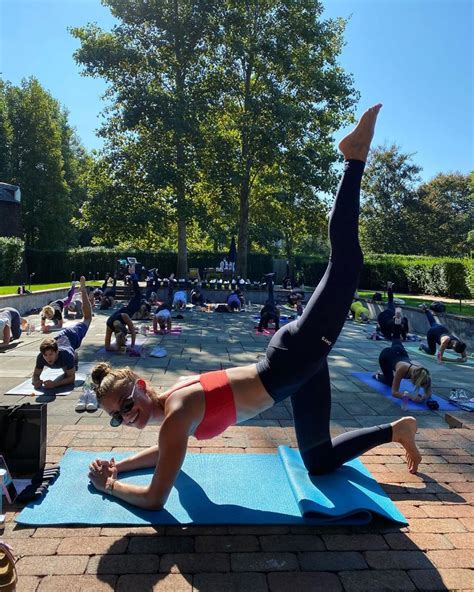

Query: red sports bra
left=165, top=370, right=237, bottom=440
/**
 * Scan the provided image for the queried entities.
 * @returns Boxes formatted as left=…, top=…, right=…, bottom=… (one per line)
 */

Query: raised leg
left=257, top=104, right=382, bottom=402
left=80, top=276, right=92, bottom=324
left=63, top=282, right=77, bottom=308
left=424, top=309, right=437, bottom=327
left=386, top=284, right=395, bottom=313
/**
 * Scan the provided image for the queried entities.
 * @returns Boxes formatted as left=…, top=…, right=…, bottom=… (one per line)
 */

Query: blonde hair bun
left=91, top=362, right=112, bottom=386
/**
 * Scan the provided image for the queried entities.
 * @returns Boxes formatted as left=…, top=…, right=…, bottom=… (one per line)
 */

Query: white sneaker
left=75, top=391, right=87, bottom=412
left=86, top=390, right=98, bottom=411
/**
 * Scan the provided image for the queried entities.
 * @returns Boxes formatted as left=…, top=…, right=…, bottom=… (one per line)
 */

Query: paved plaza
left=1, top=306, right=473, bottom=591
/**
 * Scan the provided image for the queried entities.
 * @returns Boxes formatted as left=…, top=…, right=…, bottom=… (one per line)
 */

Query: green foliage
left=360, top=146, right=472, bottom=257
left=201, top=0, right=358, bottom=275
left=360, top=144, right=422, bottom=254
left=0, top=237, right=25, bottom=284
left=1, top=77, right=91, bottom=249
left=71, top=0, right=222, bottom=276
left=413, top=173, right=472, bottom=256
left=71, top=0, right=358, bottom=275
left=291, top=253, right=472, bottom=298
left=25, top=247, right=271, bottom=283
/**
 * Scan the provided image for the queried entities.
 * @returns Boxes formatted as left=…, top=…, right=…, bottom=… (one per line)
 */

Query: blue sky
left=1, top=0, right=472, bottom=181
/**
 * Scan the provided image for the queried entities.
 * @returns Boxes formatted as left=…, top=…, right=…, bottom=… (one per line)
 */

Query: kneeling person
left=32, top=277, right=91, bottom=390
left=0, top=307, right=28, bottom=347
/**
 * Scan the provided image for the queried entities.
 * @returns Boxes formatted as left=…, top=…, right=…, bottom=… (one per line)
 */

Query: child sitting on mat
left=87, top=105, right=423, bottom=512
left=32, top=277, right=91, bottom=390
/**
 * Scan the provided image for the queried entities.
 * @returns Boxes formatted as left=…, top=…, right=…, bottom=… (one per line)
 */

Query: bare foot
left=391, top=416, right=422, bottom=474
left=338, top=103, right=383, bottom=162
left=80, top=275, right=86, bottom=289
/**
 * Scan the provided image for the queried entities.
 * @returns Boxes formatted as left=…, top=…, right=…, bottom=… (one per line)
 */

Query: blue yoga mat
left=405, top=345, right=473, bottom=368
left=352, top=372, right=451, bottom=411
left=16, top=447, right=406, bottom=527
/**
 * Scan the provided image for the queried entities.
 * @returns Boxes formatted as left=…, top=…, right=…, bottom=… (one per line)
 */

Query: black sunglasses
left=110, top=379, right=144, bottom=427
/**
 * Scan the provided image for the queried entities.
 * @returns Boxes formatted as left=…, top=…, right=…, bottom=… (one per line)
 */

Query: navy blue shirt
left=35, top=335, right=75, bottom=370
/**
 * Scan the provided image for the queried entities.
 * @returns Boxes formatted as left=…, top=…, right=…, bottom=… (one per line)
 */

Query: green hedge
left=24, top=248, right=272, bottom=283
left=19, top=248, right=474, bottom=297
left=0, top=237, right=25, bottom=284
left=295, top=254, right=472, bottom=298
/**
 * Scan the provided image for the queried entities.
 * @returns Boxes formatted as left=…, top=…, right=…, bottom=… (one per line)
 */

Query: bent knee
left=300, top=445, right=339, bottom=476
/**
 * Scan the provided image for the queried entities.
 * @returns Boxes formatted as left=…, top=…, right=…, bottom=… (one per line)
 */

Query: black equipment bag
left=0, top=403, right=47, bottom=477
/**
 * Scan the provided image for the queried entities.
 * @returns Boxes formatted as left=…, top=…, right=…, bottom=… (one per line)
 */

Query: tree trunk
left=173, top=1, right=188, bottom=279
left=284, top=233, right=294, bottom=279
left=236, top=50, right=253, bottom=278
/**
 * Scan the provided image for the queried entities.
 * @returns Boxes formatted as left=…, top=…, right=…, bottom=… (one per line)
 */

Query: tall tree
left=360, top=145, right=422, bottom=254
left=6, top=78, right=76, bottom=248
left=71, top=0, right=220, bottom=276
left=414, top=173, right=472, bottom=256
left=205, top=0, right=358, bottom=276
left=0, top=81, right=13, bottom=182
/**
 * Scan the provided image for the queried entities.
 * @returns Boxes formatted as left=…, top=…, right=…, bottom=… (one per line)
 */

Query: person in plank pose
left=87, top=105, right=422, bottom=511
left=153, top=276, right=176, bottom=334
left=419, top=304, right=467, bottom=362
left=104, top=266, right=142, bottom=352
left=374, top=321, right=433, bottom=404
left=32, top=277, right=91, bottom=390
left=40, top=282, right=77, bottom=331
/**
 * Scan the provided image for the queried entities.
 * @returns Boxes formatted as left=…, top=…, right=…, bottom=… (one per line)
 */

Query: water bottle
left=0, top=469, right=5, bottom=524
left=401, top=391, right=409, bottom=411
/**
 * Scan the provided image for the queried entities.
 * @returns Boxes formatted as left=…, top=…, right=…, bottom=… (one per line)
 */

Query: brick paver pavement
left=1, top=305, right=472, bottom=591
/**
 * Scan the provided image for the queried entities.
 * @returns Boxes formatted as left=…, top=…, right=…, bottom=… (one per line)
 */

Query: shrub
left=293, top=253, right=472, bottom=297
left=0, top=237, right=25, bottom=284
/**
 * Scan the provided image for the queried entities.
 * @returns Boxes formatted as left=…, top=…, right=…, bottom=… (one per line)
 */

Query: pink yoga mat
left=255, top=328, right=275, bottom=335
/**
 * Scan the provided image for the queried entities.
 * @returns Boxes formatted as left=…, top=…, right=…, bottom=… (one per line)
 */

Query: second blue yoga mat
left=352, top=372, right=451, bottom=410
left=16, top=447, right=406, bottom=527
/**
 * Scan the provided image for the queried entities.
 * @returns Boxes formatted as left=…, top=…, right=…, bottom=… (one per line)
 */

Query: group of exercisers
left=2, top=104, right=469, bottom=514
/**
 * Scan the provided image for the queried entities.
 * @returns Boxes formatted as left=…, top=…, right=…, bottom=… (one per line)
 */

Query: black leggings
left=378, top=332, right=410, bottom=386
left=259, top=278, right=279, bottom=330
left=256, top=160, right=392, bottom=475
left=378, top=286, right=408, bottom=339
left=123, top=277, right=142, bottom=317
left=102, top=277, right=117, bottom=299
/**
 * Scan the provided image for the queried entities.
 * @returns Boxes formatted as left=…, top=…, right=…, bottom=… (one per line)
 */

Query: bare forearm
left=52, top=374, right=75, bottom=387
left=116, top=445, right=159, bottom=473
left=109, top=481, right=163, bottom=510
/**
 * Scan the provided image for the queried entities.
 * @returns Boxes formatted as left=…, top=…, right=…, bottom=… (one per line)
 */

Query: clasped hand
left=88, top=458, right=117, bottom=492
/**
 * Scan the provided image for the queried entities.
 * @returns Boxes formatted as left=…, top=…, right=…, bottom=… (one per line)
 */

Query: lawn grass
left=357, top=290, right=474, bottom=318
left=0, top=281, right=101, bottom=296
